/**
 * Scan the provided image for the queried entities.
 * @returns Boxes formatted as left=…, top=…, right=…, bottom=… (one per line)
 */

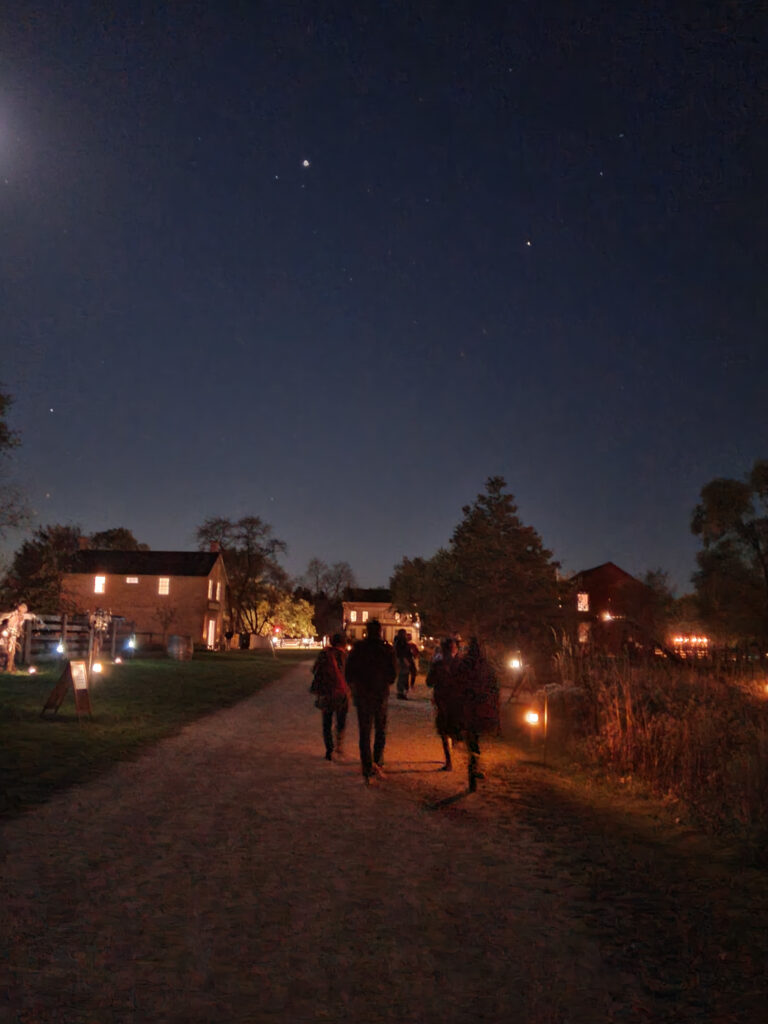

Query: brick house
left=342, top=588, right=421, bottom=645
left=61, top=550, right=228, bottom=649
left=567, top=562, right=658, bottom=653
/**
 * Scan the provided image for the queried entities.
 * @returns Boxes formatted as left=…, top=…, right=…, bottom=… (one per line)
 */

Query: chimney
left=209, top=541, right=220, bottom=553
left=78, top=537, right=90, bottom=550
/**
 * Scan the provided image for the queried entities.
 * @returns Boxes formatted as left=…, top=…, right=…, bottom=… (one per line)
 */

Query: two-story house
left=342, top=588, right=421, bottom=645
left=61, top=549, right=228, bottom=649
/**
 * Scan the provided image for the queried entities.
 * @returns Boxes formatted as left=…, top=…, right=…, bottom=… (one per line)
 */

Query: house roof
left=574, top=562, right=642, bottom=584
left=68, top=550, right=223, bottom=578
left=344, top=588, right=392, bottom=603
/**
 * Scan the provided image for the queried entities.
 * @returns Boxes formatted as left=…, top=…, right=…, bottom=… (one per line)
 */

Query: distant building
left=567, top=562, right=658, bottom=654
left=342, top=588, right=421, bottom=645
left=61, top=549, right=228, bottom=649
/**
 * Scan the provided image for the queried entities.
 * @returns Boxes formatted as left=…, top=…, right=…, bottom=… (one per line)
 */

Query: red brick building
left=568, top=562, right=658, bottom=653
left=62, top=550, right=228, bottom=649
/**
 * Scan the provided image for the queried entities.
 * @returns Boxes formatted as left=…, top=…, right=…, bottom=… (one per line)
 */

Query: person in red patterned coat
left=310, top=633, right=349, bottom=761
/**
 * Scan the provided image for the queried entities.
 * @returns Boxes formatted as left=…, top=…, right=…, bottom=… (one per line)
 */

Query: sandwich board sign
left=41, top=660, right=92, bottom=720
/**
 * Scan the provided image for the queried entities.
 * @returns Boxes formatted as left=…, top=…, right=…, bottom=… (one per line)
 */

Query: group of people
left=310, top=619, right=499, bottom=791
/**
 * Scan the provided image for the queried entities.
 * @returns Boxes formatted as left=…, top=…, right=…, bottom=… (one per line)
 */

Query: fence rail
left=11, top=614, right=136, bottom=667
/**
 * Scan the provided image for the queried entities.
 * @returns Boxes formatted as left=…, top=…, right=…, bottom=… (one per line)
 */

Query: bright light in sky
left=302, top=159, right=310, bottom=167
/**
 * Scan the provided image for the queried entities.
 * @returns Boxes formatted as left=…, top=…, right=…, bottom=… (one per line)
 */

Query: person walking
left=407, top=633, right=420, bottom=689
left=393, top=627, right=414, bottom=700
left=455, top=637, right=500, bottom=791
left=425, top=636, right=462, bottom=770
left=309, top=633, right=349, bottom=761
left=345, top=619, right=397, bottom=783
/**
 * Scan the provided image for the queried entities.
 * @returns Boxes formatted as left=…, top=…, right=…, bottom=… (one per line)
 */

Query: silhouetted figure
left=394, top=627, right=414, bottom=700
left=345, top=619, right=397, bottom=783
left=310, top=633, right=349, bottom=761
left=455, top=637, right=500, bottom=791
left=426, top=636, right=462, bottom=770
left=407, top=633, right=419, bottom=689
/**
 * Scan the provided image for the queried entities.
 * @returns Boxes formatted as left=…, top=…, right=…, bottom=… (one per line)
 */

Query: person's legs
left=321, top=709, right=334, bottom=760
left=372, top=700, right=388, bottom=769
left=396, top=660, right=409, bottom=698
left=440, top=733, right=453, bottom=770
left=335, top=701, right=348, bottom=757
left=466, top=731, right=482, bottom=790
left=356, top=702, right=374, bottom=778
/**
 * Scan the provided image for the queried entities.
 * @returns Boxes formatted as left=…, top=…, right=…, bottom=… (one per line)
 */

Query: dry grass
left=555, top=651, right=768, bottom=854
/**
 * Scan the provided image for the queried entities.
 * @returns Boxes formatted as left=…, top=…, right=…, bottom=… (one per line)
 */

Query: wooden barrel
left=167, top=635, right=193, bottom=661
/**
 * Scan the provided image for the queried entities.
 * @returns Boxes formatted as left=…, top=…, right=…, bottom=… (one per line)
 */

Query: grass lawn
left=0, top=650, right=311, bottom=818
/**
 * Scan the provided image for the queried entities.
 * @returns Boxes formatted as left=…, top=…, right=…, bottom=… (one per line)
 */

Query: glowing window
left=577, top=592, right=589, bottom=612
left=158, top=577, right=170, bottom=595
left=362, top=610, right=369, bottom=622
left=350, top=610, right=357, bottom=622
left=578, top=622, right=591, bottom=644
left=208, top=579, right=214, bottom=599
left=94, top=576, right=106, bottom=594
left=216, top=581, right=222, bottom=601
left=126, top=576, right=139, bottom=584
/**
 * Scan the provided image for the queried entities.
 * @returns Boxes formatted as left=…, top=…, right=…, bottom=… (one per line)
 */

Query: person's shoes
left=372, top=763, right=385, bottom=777
left=468, top=774, right=477, bottom=793
left=472, top=770, right=485, bottom=780
left=440, top=762, right=453, bottom=772
left=325, top=751, right=333, bottom=761
left=396, top=693, right=407, bottom=700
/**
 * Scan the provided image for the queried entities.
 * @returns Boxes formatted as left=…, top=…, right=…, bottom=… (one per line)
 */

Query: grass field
left=0, top=650, right=311, bottom=818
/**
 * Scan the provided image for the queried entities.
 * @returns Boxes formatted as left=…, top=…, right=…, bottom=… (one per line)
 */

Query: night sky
left=1, top=1, right=765, bottom=591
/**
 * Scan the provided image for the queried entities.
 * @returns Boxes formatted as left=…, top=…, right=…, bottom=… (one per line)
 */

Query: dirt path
left=2, top=664, right=766, bottom=1023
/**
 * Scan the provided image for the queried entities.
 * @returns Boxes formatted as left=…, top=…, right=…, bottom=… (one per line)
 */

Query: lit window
left=578, top=622, right=591, bottom=644
left=216, top=581, right=221, bottom=601
left=577, top=592, right=589, bottom=613
left=395, top=612, right=400, bottom=623
left=158, top=577, right=170, bottom=595
left=208, top=580, right=214, bottom=599
left=126, top=577, right=139, bottom=584
left=350, top=610, right=357, bottom=622
left=94, top=576, right=106, bottom=594
left=362, top=610, right=368, bottom=622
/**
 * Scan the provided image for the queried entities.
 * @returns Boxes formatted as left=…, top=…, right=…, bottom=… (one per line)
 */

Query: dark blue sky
left=1, top=1, right=766, bottom=591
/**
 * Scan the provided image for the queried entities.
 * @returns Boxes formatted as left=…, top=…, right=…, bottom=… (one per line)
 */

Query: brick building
left=61, top=550, right=228, bottom=649
left=567, top=561, right=658, bottom=653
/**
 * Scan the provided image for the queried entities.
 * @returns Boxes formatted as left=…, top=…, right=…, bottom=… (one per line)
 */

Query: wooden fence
left=12, top=614, right=137, bottom=667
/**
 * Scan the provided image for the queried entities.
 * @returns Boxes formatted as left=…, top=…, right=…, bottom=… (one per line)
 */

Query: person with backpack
left=345, top=619, right=397, bottom=782
left=309, top=633, right=349, bottom=762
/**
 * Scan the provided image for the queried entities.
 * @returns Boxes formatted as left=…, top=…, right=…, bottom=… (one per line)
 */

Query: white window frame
left=158, top=577, right=170, bottom=595
left=94, top=576, right=106, bottom=594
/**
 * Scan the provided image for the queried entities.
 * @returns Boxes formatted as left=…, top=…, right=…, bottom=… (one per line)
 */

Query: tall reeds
left=557, top=643, right=768, bottom=848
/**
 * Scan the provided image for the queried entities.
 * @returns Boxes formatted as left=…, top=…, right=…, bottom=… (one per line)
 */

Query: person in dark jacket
left=425, top=636, right=462, bottom=770
left=393, top=627, right=414, bottom=700
left=455, top=636, right=500, bottom=792
left=310, top=633, right=349, bottom=761
left=345, top=619, right=397, bottom=782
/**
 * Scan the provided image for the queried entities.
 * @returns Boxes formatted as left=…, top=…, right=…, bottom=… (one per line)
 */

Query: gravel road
left=2, top=662, right=766, bottom=1023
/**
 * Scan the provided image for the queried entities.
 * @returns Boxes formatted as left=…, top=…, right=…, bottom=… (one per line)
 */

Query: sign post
left=40, top=660, right=93, bottom=720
